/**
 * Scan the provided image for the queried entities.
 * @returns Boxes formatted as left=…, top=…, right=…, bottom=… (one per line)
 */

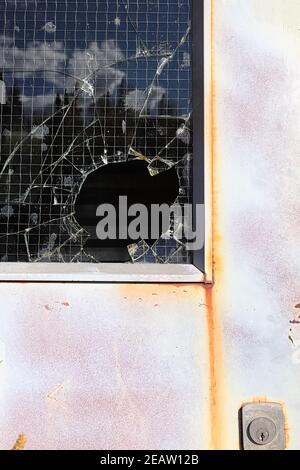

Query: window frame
left=0, top=0, right=213, bottom=284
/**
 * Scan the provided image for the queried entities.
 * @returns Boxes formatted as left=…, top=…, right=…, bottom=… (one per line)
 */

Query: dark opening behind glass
left=0, top=0, right=194, bottom=263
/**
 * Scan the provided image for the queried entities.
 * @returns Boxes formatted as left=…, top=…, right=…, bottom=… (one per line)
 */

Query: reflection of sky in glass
left=0, top=0, right=192, bottom=115
left=0, top=0, right=194, bottom=264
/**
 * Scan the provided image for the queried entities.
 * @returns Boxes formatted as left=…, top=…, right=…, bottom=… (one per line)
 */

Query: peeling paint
left=43, top=301, right=71, bottom=312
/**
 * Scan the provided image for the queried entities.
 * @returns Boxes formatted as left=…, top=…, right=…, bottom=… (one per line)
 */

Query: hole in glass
left=75, top=160, right=179, bottom=262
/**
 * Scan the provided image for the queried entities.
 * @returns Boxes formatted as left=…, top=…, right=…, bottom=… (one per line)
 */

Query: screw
left=248, top=417, right=277, bottom=446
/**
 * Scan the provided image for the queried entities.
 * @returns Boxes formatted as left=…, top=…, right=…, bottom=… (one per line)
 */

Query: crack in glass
left=0, top=0, right=193, bottom=263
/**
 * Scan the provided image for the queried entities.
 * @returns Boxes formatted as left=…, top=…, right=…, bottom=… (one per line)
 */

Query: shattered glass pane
left=0, top=0, right=194, bottom=264
left=128, top=240, right=150, bottom=262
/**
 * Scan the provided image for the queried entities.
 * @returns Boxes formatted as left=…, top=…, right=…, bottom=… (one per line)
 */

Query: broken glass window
left=0, top=0, right=196, bottom=264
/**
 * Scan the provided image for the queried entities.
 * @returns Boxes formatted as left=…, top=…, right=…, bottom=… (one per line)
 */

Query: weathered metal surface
left=0, top=283, right=210, bottom=450
left=1, top=0, right=300, bottom=450
left=209, top=0, right=300, bottom=449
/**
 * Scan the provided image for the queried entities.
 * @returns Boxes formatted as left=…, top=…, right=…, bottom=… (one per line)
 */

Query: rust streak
left=204, top=0, right=226, bottom=450
left=205, top=285, right=223, bottom=449
left=209, top=0, right=216, bottom=286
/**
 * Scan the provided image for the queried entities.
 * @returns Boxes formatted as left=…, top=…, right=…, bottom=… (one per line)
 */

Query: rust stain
left=11, top=433, right=27, bottom=450
left=241, top=396, right=267, bottom=406
left=47, top=383, right=64, bottom=402
left=62, top=302, right=70, bottom=307
left=203, top=0, right=227, bottom=450
left=46, top=383, right=68, bottom=411
left=205, top=285, right=224, bottom=450
left=44, top=304, right=51, bottom=311
left=119, top=283, right=200, bottom=300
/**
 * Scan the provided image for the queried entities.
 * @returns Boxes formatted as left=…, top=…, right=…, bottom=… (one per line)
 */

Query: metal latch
left=240, top=402, right=286, bottom=450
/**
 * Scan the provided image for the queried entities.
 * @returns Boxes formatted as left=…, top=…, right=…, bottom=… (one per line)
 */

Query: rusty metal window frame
left=0, top=0, right=213, bottom=283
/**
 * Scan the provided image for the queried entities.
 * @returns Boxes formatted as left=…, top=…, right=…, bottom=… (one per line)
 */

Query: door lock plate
left=241, top=402, right=286, bottom=450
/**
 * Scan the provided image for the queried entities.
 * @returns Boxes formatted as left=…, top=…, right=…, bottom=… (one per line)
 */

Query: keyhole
left=255, top=428, right=269, bottom=444
left=259, top=432, right=266, bottom=442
